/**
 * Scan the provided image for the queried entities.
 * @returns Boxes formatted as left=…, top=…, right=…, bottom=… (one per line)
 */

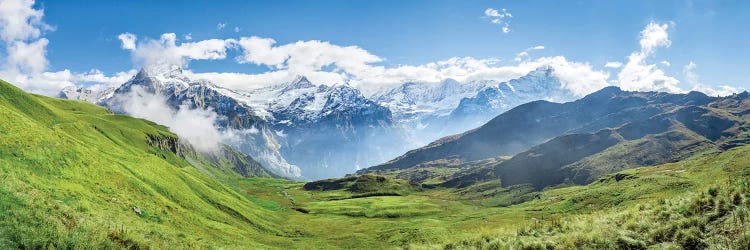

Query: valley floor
left=2, top=145, right=750, bottom=249
left=224, top=146, right=750, bottom=249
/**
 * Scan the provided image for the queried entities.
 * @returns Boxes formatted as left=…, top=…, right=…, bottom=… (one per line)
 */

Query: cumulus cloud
left=616, top=22, right=681, bottom=93
left=484, top=8, right=512, bottom=33
left=120, top=32, right=236, bottom=67
left=0, top=0, right=51, bottom=76
left=117, top=33, right=136, bottom=50
left=236, top=36, right=381, bottom=72
left=639, top=22, right=671, bottom=55
left=217, top=22, right=227, bottom=30
left=6, top=37, right=48, bottom=73
left=0, top=0, right=52, bottom=42
left=0, top=0, right=133, bottom=95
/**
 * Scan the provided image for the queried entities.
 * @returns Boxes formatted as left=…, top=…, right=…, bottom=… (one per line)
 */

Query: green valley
left=2, top=78, right=750, bottom=249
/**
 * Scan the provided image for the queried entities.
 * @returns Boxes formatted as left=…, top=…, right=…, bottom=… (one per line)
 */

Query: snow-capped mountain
left=448, top=67, right=577, bottom=131
left=75, top=65, right=404, bottom=179
left=370, top=67, right=577, bottom=146
left=371, top=78, right=495, bottom=146
left=242, top=75, right=392, bottom=126
left=57, top=85, right=116, bottom=103
left=103, top=64, right=302, bottom=178
left=59, top=64, right=581, bottom=180
left=373, top=78, right=492, bottom=121
left=240, top=75, right=403, bottom=180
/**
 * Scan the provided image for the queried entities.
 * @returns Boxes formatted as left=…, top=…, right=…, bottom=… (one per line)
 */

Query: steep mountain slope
left=0, top=79, right=284, bottom=248
left=366, top=86, right=718, bottom=172
left=362, top=86, right=750, bottom=197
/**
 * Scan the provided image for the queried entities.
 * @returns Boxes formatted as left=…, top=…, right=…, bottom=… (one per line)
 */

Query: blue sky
left=1, top=0, right=748, bottom=95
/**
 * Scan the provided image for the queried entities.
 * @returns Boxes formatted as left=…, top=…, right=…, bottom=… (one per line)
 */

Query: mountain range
left=362, top=85, right=750, bottom=192
left=59, top=65, right=576, bottom=179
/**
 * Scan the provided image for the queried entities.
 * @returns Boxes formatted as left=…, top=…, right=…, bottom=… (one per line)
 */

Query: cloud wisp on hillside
left=111, top=85, right=257, bottom=153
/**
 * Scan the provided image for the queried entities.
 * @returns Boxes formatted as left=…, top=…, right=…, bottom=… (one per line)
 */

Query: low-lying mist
left=110, top=86, right=257, bottom=153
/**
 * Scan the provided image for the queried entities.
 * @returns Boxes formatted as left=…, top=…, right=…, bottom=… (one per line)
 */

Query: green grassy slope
left=0, top=80, right=285, bottom=248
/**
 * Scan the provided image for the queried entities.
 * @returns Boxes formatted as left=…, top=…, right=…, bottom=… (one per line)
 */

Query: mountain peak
left=282, top=75, right=315, bottom=91
left=580, top=86, right=622, bottom=102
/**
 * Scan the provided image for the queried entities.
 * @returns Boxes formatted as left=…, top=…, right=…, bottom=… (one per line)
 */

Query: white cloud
left=183, top=33, right=192, bottom=40
left=234, top=27, right=240, bottom=33
left=113, top=86, right=235, bottom=152
left=616, top=22, right=681, bottom=93
left=190, top=51, right=608, bottom=97
left=684, top=61, right=742, bottom=96
left=235, top=36, right=381, bottom=75
left=217, top=22, right=227, bottom=30
left=122, top=32, right=237, bottom=67
left=6, top=38, right=48, bottom=73
left=515, top=45, right=545, bottom=61
left=639, top=22, right=671, bottom=55
left=41, top=69, right=137, bottom=87
left=0, top=0, right=135, bottom=95
left=660, top=60, right=671, bottom=67
left=484, top=8, right=512, bottom=33
left=604, top=61, right=623, bottom=68
left=162, top=35, right=606, bottom=96
left=119, top=23, right=748, bottom=100
left=0, top=0, right=52, bottom=42
left=530, top=57, right=610, bottom=97
left=117, top=33, right=136, bottom=51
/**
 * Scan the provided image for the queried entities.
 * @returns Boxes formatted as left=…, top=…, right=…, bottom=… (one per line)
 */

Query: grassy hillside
left=0, top=80, right=285, bottom=248
left=2, top=79, right=750, bottom=249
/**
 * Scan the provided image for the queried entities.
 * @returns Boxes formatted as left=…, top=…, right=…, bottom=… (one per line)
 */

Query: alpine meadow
left=1, top=0, right=750, bottom=249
